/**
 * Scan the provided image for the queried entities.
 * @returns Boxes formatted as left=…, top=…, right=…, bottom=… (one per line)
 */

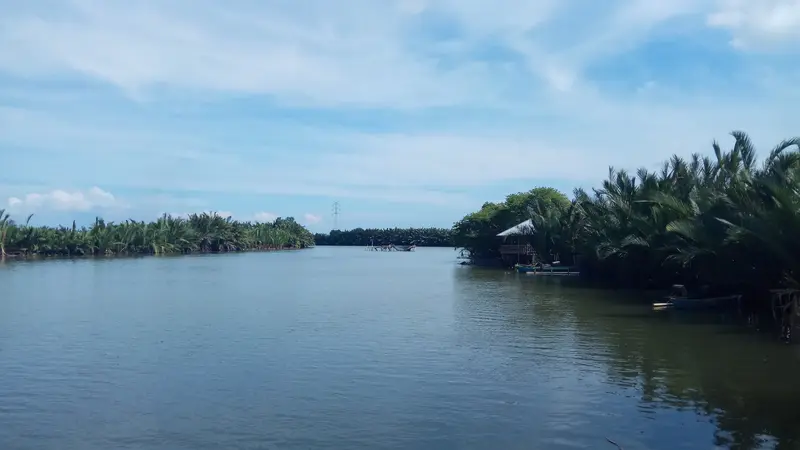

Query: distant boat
left=394, top=245, right=416, bottom=252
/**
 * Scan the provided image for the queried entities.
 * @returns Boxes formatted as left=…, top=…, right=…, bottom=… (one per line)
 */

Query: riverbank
left=0, top=212, right=315, bottom=258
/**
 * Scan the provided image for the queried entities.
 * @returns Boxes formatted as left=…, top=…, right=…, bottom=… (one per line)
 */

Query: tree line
left=314, top=227, right=452, bottom=247
left=0, top=212, right=315, bottom=258
left=452, top=131, right=800, bottom=297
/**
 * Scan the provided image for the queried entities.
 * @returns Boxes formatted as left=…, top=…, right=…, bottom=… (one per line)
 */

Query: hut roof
left=497, top=219, right=536, bottom=237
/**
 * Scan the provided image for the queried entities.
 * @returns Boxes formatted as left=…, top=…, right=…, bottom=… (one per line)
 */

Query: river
left=1, top=247, right=799, bottom=449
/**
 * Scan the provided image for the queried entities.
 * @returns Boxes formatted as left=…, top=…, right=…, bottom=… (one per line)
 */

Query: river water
left=1, top=247, right=799, bottom=450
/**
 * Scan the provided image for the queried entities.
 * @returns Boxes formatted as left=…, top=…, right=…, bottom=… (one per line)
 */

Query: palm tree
left=452, top=130, right=800, bottom=297
left=0, top=209, right=11, bottom=258
left=0, top=211, right=315, bottom=259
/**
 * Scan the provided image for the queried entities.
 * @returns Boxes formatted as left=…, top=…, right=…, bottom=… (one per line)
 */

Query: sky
left=1, top=0, right=799, bottom=232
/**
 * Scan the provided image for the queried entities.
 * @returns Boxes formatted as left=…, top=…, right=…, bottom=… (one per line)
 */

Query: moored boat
left=515, top=264, right=537, bottom=273
left=665, top=295, right=742, bottom=310
left=654, top=285, right=742, bottom=310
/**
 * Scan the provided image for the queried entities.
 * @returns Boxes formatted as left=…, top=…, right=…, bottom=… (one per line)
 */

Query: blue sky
left=1, top=0, right=799, bottom=232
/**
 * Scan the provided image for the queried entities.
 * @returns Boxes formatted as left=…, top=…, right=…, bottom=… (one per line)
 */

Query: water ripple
left=1, top=249, right=799, bottom=449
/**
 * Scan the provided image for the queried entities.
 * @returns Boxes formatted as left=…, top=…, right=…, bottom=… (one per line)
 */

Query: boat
left=394, top=245, right=416, bottom=252
left=654, top=285, right=742, bottom=310
left=666, top=295, right=742, bottom=310
left=515, top=264, right=538, bottom=273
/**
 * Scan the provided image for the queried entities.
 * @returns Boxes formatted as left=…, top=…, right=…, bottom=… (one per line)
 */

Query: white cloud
left=0, top=0, right=774, bottom=104
left=0, top=0, right=506, bottom=108
left=0, top=97, right=792, bottom=207
left=708, top=0, right=800, bottom=49
left=303, top=213, right=322, bottom=225
left=253, top=212, right=278, bottom=223
left=0, top=0, right=798, bottom=215
left=6, top=187, right=123, bottom=212
left=0, top=0, right=794, bottom=107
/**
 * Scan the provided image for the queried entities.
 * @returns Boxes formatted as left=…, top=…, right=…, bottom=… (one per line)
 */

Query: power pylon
left=332, top=202, right=340, bottom=230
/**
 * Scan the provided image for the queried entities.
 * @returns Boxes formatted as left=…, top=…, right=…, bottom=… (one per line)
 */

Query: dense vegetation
left=0, top=212, right=314, bottom=257
left=453, top=131, right=800, bottom=295
left=314, top=227, right=452, bottom=247
left=452, top=187, right=571, bottom=262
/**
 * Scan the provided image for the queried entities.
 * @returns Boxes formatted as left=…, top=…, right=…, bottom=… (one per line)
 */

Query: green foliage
left=314, top=228, right=452, bottom=247
left=505, top=187, right=570, bottom=219
left=0, top=212, right=314, bottom=258
left=452, top=188, right=571, bottom=259
left=452, top=131, right=800, bottom=295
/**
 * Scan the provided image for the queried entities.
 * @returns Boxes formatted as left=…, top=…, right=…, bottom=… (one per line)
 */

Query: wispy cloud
left=707, top=0, right=800, bottom=50
left=0, top=0, right=503, bottom=108
left=5, top=0, right=795, bottom=104
left=6, top=187, right=124, bottom=213
left=303, top=213, right=322, bottom=225
left=0, top=0, right=798, bottom=227
left=253, top=212, right=278, bottom=223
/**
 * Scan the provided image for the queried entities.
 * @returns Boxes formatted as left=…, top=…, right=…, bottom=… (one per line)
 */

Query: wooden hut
left=497, top=219, right=537, bottom=267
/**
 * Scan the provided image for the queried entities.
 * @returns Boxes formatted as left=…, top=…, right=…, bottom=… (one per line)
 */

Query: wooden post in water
left=770, top=289, right=800, bottom=344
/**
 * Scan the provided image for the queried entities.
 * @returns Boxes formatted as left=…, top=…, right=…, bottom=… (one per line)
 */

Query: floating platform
left=366, top=244, right=416, bottom=252
left=525, top=270, right=580, bottom=277
left=515, top=263, right=578, bottom=276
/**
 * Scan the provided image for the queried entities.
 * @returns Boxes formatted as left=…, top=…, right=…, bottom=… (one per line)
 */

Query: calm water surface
left=2, top=247, right=800, bottom=450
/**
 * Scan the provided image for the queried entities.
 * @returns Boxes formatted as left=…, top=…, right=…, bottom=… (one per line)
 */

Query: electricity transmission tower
left=332, top=202, right=340, bottom=230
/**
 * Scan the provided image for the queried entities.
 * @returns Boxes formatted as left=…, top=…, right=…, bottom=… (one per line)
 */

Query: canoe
left=515, top=264, right=538, bottom=273
left=656, top=295, right=742, bottom=310
left=527, top=271, right=580, bottom=277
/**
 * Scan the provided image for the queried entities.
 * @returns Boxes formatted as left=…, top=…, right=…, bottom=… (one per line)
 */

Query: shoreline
left=463, top=259, right=793, bottom=342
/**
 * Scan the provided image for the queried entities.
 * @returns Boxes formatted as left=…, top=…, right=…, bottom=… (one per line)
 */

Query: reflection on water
left=1, top=248, right=799, bottom=449
left=454, top=268, right=800, bottom=450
